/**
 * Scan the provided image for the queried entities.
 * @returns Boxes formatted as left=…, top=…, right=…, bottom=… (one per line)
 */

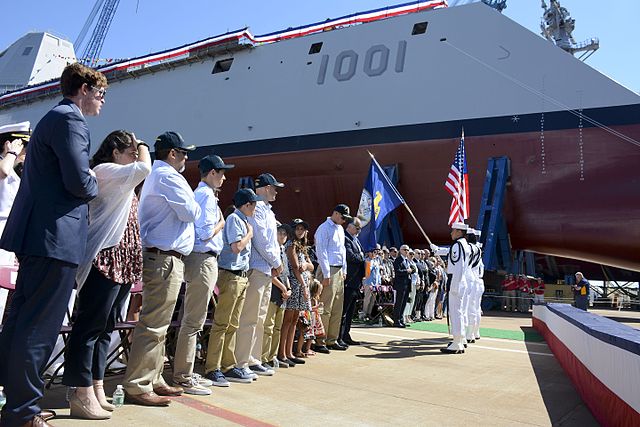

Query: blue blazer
left=0, top=99, right=98, bottom=265
left=344, top=233, right=365, bottom=290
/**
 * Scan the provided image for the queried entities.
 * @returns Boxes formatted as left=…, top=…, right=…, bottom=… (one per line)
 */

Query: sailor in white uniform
left=465, top=228, right=484, bottom=343
left=440, top=222, right=471, bottom=354
left=0, top=122, right=30, bottom=265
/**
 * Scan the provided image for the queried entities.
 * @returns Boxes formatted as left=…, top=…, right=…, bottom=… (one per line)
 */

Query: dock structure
left=37, top=310, right=619, bottom=426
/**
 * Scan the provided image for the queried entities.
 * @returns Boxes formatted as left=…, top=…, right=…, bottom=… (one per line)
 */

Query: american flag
left=445, top=132, right=470, bottom=226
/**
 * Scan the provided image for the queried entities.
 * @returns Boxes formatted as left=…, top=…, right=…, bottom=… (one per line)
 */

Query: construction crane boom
left=79, top=0, right=121, bottom=67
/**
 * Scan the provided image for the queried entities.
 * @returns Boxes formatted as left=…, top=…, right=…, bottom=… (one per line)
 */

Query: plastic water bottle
left=378, top=316, right=383, bottom=327
left=196, top=343, right=202, bottom=359
left=0, top=386, right=6, bottom=410
left=112, top=385, right=125, bottom=408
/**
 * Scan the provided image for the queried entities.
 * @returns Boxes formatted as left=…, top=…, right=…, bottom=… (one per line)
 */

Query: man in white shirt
left=313, top=204, right=350, bottom=352
left=235, top=173, right=284, bottom=378
left=173, top=155, right=234, bottom=395
left=124, top=131, right=201, bottom=406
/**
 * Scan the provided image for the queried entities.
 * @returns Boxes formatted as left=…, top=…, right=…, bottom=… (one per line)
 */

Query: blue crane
left=74, top=0, right=121, bottom=67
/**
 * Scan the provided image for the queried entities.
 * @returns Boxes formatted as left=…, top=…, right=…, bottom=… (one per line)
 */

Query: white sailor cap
left=450, top=222, right=468, bottom=231
left=472, top=228, right=481, bottom=237
left=0, top=121, right=31, bottom=140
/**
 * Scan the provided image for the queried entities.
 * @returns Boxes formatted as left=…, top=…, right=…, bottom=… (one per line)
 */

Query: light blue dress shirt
left=192, top=181, right=224, bottom=254
left=248, top=200, right=282, bottom=275
left=218, top=209, right=251, bottom=271
left=314, top=217, right=347, bottom=278
left=139, top=160, right=201, bottom=256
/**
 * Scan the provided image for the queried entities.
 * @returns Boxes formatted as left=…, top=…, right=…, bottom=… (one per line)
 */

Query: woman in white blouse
left=63, top=130, right=151, bottom=420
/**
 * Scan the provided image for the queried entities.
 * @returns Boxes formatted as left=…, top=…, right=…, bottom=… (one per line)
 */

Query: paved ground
left=39, top=310, right=604, bottom=427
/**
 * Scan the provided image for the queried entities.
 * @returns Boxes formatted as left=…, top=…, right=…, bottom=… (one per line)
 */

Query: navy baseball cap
left=333, top=204, right=352, bottom=221
left=154, top=131, right=196, bottom=152
left=199, top=154, right=235, bottom=174
left=233, top=188, right=262, bottom=207
left=255, top=173, right=284, bottom=188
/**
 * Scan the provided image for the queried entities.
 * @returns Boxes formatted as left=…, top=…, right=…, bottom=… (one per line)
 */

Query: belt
left=206, top=251, right=219, bottom=258
left=330, top=265, right=342, bottom=269
left=145, top=247, right=185, bottom=260
left=220, top=268, right=248, bottom=278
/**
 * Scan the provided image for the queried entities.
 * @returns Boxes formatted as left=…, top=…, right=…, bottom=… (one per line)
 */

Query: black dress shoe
left=394, top=323, right=406, bottom=328
left=328, top=343, right=348, bottom=351
left=337, top=340, right=350, bottom=348
left=343, top=338, right=361, bottom=346
left=312, top=344, right=331, bottom=354
left=440, top=347, right=464, bottom=354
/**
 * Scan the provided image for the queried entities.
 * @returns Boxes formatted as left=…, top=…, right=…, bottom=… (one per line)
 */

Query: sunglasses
left=90, top=85, right=107, bottom=98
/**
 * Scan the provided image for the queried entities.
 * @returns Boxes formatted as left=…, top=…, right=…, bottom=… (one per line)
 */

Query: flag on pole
left=356, top=155, right=405, bottom=251
left=445, top=131, right=470, bottom=225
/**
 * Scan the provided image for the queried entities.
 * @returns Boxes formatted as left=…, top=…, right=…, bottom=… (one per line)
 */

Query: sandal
left=305, top=350, right=316, bottom=356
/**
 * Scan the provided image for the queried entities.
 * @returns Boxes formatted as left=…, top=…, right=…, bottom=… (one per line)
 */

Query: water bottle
left=196, top=343, right=202, bottom=360
left=0, top=386, right=6, bottom=410
left=378, top=316, right=383, bottom=327
left=112, top=385, right=125, bottom=408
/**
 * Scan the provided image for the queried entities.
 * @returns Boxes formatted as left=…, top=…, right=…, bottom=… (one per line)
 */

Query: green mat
left=407, top=322, right=544, bottom=342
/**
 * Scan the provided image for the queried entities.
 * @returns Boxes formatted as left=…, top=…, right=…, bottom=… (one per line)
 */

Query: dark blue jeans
left=62, top=266, right=132, bottom=386
left=0, top=256, right=77, bottom=427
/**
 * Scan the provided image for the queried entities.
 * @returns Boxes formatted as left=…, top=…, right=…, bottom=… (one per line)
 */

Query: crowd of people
left=500, top=274, right=546, bottom=313
left=0, top=62, right=573, bottom=427
left=0, top=63, right=479, bottom=427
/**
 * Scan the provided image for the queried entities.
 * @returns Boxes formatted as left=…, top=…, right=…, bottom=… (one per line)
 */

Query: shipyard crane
left=482, top=0, right=507, bottom=12
left=75, top=0, right=121, bottom=67
left=540, top=0, right=598, bottom=61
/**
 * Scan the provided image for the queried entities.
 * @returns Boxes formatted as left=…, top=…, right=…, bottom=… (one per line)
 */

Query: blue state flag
left=356, top=157, right=405, bottom=251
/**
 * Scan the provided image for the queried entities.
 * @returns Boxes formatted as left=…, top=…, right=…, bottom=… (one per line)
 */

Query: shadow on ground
left=522, top=326, right=599, bottom=426
left=357, top=337, right=451, bottom=359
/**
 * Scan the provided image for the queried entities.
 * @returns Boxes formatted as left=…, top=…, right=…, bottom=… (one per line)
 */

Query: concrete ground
left=39, top=310, right=605, bottom=427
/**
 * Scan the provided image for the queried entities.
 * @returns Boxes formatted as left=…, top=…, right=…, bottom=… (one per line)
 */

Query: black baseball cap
left=255, top=173, right=284, bottom=188
left=233, top=188, right=262, bottom=207
left=290, top=218, right=309, bottom=229
left=333, top=204, right=352, bottom=221
left=154, top=131, right=196, bottom=152
left=199, top=154, right=235, bottom=174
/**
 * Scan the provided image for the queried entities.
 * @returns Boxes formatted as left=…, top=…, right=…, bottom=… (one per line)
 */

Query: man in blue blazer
left=339, top=218, right=366, bottom=347
left=0, top=63, right=105, bottom=427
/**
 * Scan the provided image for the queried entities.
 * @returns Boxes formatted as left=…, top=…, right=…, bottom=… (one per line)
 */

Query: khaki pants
left=204, top=270, right=248, bottom=373
left=235, top=269, right=272, bottom=368
left=316, top=266, right=344, bottom=346
left=124, top=252, right=184, bottom=395
left=261, top=301, right=284, bottom=363
left=363, top=286, right=375, bottom=317
left=173, top=252, right=218, bottom=383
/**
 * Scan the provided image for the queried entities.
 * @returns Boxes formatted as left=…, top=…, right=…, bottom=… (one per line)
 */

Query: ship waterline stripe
left=187, top=104, right=640, bottom=160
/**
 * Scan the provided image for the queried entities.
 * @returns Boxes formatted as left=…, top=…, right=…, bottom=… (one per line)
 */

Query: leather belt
left=330, top=265, right=342, bottom=269
left=145, top=247, right=185, bottom=260
left=206, top=251, right=219, bottom=258
left=220, top=268, right=248, bottom=278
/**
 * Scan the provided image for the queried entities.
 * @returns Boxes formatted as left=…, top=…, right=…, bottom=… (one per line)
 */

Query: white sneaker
left=175, top=377, right=212, bottom=395
left=192, top=372, right=213, bottom=387
left=241, top=367, right=258, bottom=381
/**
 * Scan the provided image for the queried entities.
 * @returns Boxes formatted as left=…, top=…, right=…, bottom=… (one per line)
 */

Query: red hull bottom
left=184, top=124, right=640, bottom=272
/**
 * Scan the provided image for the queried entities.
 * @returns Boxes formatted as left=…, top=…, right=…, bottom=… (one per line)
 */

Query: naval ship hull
left=1, top=2, right=639, bottom=271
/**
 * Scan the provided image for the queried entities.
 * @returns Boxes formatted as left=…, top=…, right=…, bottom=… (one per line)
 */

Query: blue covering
left=546, top=303, right=640, bottom=356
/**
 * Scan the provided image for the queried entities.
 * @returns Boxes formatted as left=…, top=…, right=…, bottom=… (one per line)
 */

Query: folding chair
left=43, top=288, right=77, bottom=388
left=368, top=285, right=396, bottom=326
left=104, top=280, right=144, bottom=373
left=0, top=264, right=19, bottom=329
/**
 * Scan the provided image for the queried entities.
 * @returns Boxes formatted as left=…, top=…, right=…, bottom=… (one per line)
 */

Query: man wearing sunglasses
left=0, top=63, right=104, bottom=427
left=123, top=131, right=201, bottom=406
